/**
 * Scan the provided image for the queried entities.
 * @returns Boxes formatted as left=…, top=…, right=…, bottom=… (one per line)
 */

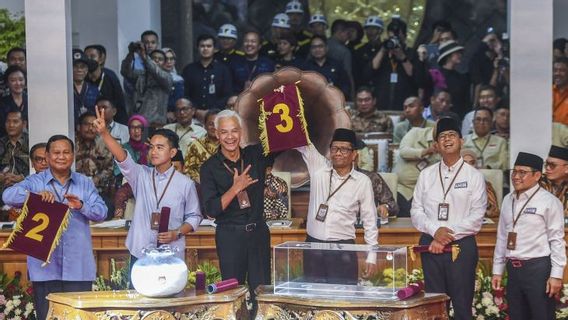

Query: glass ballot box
left=273, top=241, right=408, bottom=300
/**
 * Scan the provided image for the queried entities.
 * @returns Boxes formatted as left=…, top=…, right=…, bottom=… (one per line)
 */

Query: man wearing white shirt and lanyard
left=492, top=152, right=566, bottom=320
left=411, top=118, right=487, bottom=320
left=297, top=128, right=378, bottom=284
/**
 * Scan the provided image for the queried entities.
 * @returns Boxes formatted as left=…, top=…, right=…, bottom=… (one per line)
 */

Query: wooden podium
left=255, top=285, right=449, bottom=320
left=46, top=286, right=248, bottom=320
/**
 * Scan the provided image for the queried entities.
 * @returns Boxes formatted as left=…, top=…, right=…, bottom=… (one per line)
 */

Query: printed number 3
left=273, top=103, right=293, bottom=133
left=25, top=213, right=49, bottom=242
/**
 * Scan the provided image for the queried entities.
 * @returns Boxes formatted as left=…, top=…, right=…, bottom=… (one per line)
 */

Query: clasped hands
left=38, top=191, right=83, bottom=210
left=430, top=227, right=455, bottom=254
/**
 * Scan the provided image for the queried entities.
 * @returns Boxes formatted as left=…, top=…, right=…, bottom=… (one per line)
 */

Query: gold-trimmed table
left=255, top=285, right=449, bottom=320
left=46, top=286, right=248, bottom=320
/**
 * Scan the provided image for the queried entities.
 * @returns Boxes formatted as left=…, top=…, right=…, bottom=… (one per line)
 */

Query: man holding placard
left=2, top=134, right=107, bottom=320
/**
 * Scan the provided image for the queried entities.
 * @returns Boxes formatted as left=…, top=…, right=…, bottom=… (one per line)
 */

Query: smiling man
left=2, top=134, right=107, bottom=320
left=492, top=152, right=566, bottom=320
left=199, top=110, right=273, bottom=317
left=411, top=117, right=487, bottom=319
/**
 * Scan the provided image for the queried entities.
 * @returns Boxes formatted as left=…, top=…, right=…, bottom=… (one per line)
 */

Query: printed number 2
left=25, top=213, right=49, bottom=242
left=273, top=103, right=293, bottom=133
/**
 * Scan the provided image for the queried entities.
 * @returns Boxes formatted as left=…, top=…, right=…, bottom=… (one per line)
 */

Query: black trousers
left=420, top=234, right=478, bottom=320
left=396, top=193, right=412, bottom=217
left=32, top=280, right=92, bottom=320
left=506, top=256, right=555, bottom=320
left=215, top=223, right=271, bottom=317
left=303, top=235, right=358, bottom=285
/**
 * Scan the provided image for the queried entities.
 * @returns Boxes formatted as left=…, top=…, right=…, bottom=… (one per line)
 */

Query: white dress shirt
left=163, top=123, right=206, bottom=158
left=109, top=121, right=130, bottom=145
left=297, top=145, right=378, bottom=246
left=492, top=184, right=566, bottom=278
left=411, top=158, right=487, bottom=240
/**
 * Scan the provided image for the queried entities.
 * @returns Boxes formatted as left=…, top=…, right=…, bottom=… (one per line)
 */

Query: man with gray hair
left=393, top=96, right=434, bottom=143
left=199, top=110, right=274, bottom=317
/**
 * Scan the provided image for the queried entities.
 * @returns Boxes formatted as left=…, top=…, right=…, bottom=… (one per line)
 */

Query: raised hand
left=232, top=164, right=258, bottom=193
left=92, top=105, right=107, bottom=135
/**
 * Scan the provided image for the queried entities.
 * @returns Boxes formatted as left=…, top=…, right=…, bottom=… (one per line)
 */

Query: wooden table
left=1, top=218, right=565, bottom=283
left=46, top=286, right=248, bottom=320
left=255, top=285, right=449, bottom=320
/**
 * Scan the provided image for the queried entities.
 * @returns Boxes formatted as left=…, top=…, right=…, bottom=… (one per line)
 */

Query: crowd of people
left=0, top=1, right=567, bottom=319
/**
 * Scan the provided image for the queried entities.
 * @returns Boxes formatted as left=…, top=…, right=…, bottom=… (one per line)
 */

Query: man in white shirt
left=97, top=97, right=129, bottom=144
left=411, top=117, right=487, bottom=320
left=163, top=98, right=206, bottom=158
left=492, top=152, right=566, bottom=320
left=297, top=128, right=378, bottom=284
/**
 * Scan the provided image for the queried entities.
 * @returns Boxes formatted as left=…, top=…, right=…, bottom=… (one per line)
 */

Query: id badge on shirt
left=476, top=157, right=484, bottom=168
left=507, top=232, right=517, bottom=250
left=438, top=203, right=449, bottom=221
left=208, top=83, right=216, bottom=94
left=390, top=72, right=398, bottom=84
left=416, top=159, right=429, bottom=171
left=237, top=190, right=251, bottom=209
left=151, top=212, right=161, bottom=230
left=315, top=203, right=329, bottom=222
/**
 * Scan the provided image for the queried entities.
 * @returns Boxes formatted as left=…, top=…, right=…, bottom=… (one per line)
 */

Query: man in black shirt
left=438, top=40, right=471, bottom=118
left=182, top=34, right=233, bottom=110
left=200, top=110, right=273, bottom=317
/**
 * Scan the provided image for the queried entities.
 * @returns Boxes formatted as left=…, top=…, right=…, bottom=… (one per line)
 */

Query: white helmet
left=272, top=13, right=291, bottom=29
left=309, top=14, right=327, bottom=26
left=364, top=16, right=384, bottom=29
left=285, top=0, right=304, bottom=14
left=217, top=24, right=238, bottom=40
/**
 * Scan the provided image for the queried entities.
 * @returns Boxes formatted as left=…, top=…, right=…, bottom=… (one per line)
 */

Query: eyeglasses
left=129, top=125, right=144, bottom=131
left=32, top=156, right=47, bottom=163
left=511, top=169, right=536, bottom=178
left=545, top=161, right=568, bottom=170
left=165, top=57, right=175, bottom=62
left=330, top=146, right=353, bottom=155
left=437, top=132, right=459, bottom=141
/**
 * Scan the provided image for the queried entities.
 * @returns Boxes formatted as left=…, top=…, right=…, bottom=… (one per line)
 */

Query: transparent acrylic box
left=273, top=241, right=407, bottom=300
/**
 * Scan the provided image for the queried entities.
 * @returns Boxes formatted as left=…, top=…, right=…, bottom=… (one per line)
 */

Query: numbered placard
left=3, top=192, right=71, bottom=263
left=259, top=83, right=310, bottom=154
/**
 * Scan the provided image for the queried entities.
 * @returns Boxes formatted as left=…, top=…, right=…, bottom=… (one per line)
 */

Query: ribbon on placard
left=3, top=192, right=72, bottom=266
left=258, top=82, right=311, bottom=155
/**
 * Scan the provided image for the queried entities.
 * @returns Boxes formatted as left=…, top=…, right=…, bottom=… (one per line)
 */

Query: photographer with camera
left=120, top=36, right=173, bottom=127
left=363, top=17, right=429, bottom=111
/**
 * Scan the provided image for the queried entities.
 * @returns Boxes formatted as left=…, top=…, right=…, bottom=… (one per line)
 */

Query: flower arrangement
left=470, top=267, right=508, bottom=320
left=187, top=261, right=221, bottom=287
left=0, top=272, right=36, bottom=320
left=93, top=258, right=130, bottom=291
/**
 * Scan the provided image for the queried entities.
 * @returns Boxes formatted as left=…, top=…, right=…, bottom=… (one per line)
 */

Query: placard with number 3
left=3, top=192, right=71, bottom=264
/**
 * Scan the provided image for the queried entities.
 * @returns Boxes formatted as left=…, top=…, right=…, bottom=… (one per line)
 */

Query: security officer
left=261, top=13, right=291, bottom=61
left=540, top=145, right=568, bottom=216
left=214, top=24, right=245, bottom=65
left=303, top=35, right=350, bottom=100
left=230, top=30, right=275, bottom=92
left=308, top=13, right=328, bottom=37
left=411, top=117, right=487, bottom=320
left=492, top=152, right=566, bottom=320
left=285, top=0, right=313, bottom=59
left=353, top=16, right=384, bottom=88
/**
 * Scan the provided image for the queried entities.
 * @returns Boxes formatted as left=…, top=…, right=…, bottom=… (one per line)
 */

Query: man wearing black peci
left=199, top=110, right=274, bottom=316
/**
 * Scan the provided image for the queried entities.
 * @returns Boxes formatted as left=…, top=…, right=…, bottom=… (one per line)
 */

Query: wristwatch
left=176, top=229, right=183, bottom=239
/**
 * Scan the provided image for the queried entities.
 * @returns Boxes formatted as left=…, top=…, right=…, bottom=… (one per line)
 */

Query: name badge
left=208, top=83, right=216, bottom=94
left=416, top=159, right=429, bottom=171
left=523, top=207, right=537, bottom=214
left=316, top=203, right=329, bottom=222
left=390, top=72, right=398, bottom=84
left=438, top=203, right=449, bottom=221
left=237, top=191, right=251, bottom=209
left=454, top=181, right=468, bottom=189
left=151, top=212, right=161, bottom=230
left=507, top=231, right=517, bottom=250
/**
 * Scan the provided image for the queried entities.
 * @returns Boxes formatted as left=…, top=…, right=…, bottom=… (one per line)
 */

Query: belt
left=217, top=222, right=257, bottom=232
left=507, top=256, right=549, bottom=268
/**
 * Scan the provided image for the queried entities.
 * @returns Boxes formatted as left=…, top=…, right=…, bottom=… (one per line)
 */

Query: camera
left=128, top=41, right=143, bottom=53
left=384, top=36, right=401, bottom=50
left=497, top=57, right=509, bottom=68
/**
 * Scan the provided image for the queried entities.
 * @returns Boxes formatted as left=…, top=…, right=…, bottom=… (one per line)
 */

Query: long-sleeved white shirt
left=411, top=157, right=487, bottom=240
left=492, top=184, right=566, bottom=278
left=297, top=145, right=378, bottom=246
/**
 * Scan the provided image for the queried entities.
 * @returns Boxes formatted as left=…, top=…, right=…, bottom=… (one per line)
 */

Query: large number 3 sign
left=24, top=213, right=49, bottom=242
left=272, top=103, right=294, bottom=133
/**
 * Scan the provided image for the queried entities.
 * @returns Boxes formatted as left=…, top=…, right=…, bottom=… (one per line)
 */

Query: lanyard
left=511, top=186, right=540, bottom=230
left=176, top=124, right=193, bottom=141
left=152, top=168, right=176, bottom=210
left=438, top=160, right=465, bottom=202
left=325, top=170, right=351, bottom=204
left=222, top=158, right=244, bottom=176
left=50, top=180, right=72, bottom=203
left=97, top=72, right=105, bottom=92
left=473, top=135, right=491, bottom=158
